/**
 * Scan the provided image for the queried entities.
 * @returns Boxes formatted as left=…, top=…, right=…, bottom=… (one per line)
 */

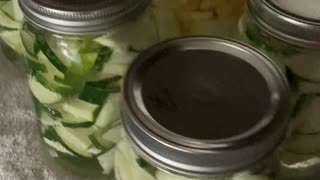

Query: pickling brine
left=239, top=0, right=320, bottom=178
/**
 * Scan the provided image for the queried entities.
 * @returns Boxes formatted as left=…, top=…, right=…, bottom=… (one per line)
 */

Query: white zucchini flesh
left=286, top=53, right=320, bottom=81
left=292, top=96, right=320, bottom=134
left=28, top=76, right=63, bottom=104
left=283, top=133, right=320, bottom=154
left=114, top=139, right=156, bottom=180
left=156, top=170, right=200, bottom=180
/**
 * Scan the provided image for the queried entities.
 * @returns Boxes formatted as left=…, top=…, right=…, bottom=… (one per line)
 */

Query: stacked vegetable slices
left=21, top=11, right=161, bottom=176
left=0, top=0, right=24, bottom=55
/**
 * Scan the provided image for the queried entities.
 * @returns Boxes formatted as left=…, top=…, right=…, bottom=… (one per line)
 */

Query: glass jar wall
left=239, top=0, right=320, bottom=178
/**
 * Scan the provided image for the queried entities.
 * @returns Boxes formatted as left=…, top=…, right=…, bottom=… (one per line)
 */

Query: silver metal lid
left=247, top=0, right=320, bottom=48
left=19, top=0, right=150, bottom=35
left=121, top=37, right=290, bottom=177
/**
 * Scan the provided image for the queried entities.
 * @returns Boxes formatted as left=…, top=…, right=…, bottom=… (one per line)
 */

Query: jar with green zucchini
left=19, top=0, right=158, bottom=177
left=239, top=0, right=320, bottom=177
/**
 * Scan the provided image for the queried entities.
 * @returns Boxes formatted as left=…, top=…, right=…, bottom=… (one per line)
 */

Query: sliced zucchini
left=292, top=96, right=320, bottom=134
left=28, top=76, right=63, bottom=104
left=44, top=137, right=75, bottom=157
left=102, top=124, right=123, bottom=144
left=1, top=0, right=22, bottom=21
left=54, top=125, right=99, bottom=158
left=232, top=174, right=270, bottom=180
left=95, top=46, right=113, bottom=71
left=94, top=35, right=128, bottom=53
left=21, top=30, right=38, bottom=56
left=286, top=53, right=320, bottom=82
left=114, top=139, right=156, bottom=180
left=39, top=110, right=62, bottom=127
left=108, top=50, right=138, bottom=65
left=0, top=10, right=20, bottom=29
left=97, top=148, right=116, bottom=175
left=79, top=85, right=112, bottom=106
left=35, top=72, right=74, bottom=96
left=283, top=133, right=320, bottom=154
left=189, top=18, right=238, bottom=37
left=36, top=34, right=68, bottom=73
left=61, top=98, right=99, bottom=123
left=298, top=81, right=320, bottom=95
left=90, top=63, right=128, bottom=81
left=152, top=8, right=180, bottom=40
left=46, top=36, right=80, bottom=67
left=0, top=30, right=24, bottom=54
left=37, top=51, right=65, bottom=79
left=94, top=93, right=120, bottom=129
left=156, top=170, right=200, bottom=180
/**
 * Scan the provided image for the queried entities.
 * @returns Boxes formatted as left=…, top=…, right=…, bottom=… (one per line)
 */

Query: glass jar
left=0, top=0, right=24, bottom=66
left=19, top=0, right=158, bottom=177
left=121, top=37, right=290, bottom=180
left=239, top=0, right=320, bottom=178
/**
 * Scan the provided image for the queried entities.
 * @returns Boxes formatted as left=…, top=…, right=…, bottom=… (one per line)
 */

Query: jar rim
left=247, top=0, right=320, bottom=48
left=19, top=0, right=150, bottom=35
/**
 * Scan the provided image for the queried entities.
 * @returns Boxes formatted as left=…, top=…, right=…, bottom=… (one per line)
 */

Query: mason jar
left=121, top=37, right=290, bottom=180
left=19, top=0, right=158, bottom=177
left=239, top=1, right=320, bottom=177
left=0, top=0, right=24, bottom=67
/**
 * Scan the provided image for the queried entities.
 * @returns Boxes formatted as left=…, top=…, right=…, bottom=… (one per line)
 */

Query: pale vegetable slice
left=54, top=125, right=98, bottom=158
left=61, top=98, right=99, bottom=122
left=156, top=170, right=200, bottom=180
left=1, top=0, right=23, bottom=21
left=37, top=51, right=65, bottom=79
left=189, top=18, right=238, bottom=37
left=0, top=10, right=20, bottom=29
left=232, top=174, right=270, bottom=180
left=298, top=81, right=320, bottom=94
left=0, top=30, right=24, bottom=54
left=283, top=134, right=320, bottom=154
left=44, top=138, right=75, bottom=157
left=90, top=63, right=128, bottom=81
left=94, top=93, right=120, bottom=129
left=102, top=124, right=123, bottom=144
left=286, top=53, right=320, bottom=81
left=292, top=96, right=320, bottom=134
left=29, top=76, right=62, bottom=104
left=152, top=0, right=186, bottom=9
left=152, top=8, right=180, bottom=40
left=114, top=139, right=156, bottom=180
left=97, top=148, right=116, bottom=175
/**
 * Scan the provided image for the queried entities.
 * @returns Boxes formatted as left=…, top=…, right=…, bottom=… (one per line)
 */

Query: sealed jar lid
left=19, top=0, right=150, bottom=34
left=247, top=0, right=320, bottom=48
left=121, top=37, right=290, bottom=177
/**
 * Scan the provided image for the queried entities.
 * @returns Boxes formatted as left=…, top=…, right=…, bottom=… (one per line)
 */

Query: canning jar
left=0, top=0, right=24, bottom=65
left=19, top=0, right=158, bottom=177
left=121, top=37, right=290, bottom=180
left=239, top=0, right=320, bottom=177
